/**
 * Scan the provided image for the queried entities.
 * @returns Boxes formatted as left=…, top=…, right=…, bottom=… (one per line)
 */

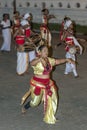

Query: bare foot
left=21, top=107, right=26, bottom=114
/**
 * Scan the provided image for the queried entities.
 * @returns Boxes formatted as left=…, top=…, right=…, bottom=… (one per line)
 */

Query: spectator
left=0, top=13, right=11, bottom=52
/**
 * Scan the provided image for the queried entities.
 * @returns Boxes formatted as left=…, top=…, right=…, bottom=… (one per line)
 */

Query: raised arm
left=30, top=57, right=41, bottom=66
left=55, top=58, right=75, bottom=65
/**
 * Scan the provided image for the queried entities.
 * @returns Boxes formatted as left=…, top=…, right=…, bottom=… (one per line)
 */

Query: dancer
left=59, top=16, right=71, bottom=43
left=21, top=44, right=75, bottom=124
left=64, top=20, right=83, bottom=77
left=40, top=8, right=55, bottom=47
left=0, top=13, right=11, bottom=52
left=23, top=13, right=36, bottom=62
left=12, top=11, right=21, bottom=34
left=13, top=20, right=29, bottom=75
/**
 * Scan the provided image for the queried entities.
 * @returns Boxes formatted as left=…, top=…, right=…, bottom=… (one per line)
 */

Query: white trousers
left=64, top=52, right=78, bottom=77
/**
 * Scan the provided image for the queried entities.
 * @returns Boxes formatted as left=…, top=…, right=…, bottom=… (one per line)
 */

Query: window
left=76, top=3, right=80, bottom=8
left=67, top=3, right=71, bottom=8
left=19, top=3, right=22, bottom=7
left=50, top=4, right=53, bottom=7
left=50, top=3, right=54, bottom=8
left=42, top=2, right=46, bottom=9
left=58, top=2, right=62, bottom=8
left=5, top=3, right=8, bottom=7
left=85, top=5, right=87, bottom=9
left=34, top=3, right=37, bottom=7
left=26, top=2, right=30, bottom=7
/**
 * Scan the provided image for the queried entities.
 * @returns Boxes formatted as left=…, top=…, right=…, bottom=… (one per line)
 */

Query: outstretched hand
left=66, top=58, right=75, bottom=64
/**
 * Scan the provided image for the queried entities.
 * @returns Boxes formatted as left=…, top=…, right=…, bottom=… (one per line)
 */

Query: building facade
left=0, top=0, right=87, bottom=25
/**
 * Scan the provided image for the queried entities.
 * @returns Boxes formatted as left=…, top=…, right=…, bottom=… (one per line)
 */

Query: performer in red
left=21, top=44, right=75, bottom=124
left=13, top=20, right=30, bottom=75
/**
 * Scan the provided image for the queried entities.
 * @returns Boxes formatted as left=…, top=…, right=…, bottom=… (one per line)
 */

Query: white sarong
left=16, top=52, right=29, bottom=75
left=0, top=20, right=11, bottom=51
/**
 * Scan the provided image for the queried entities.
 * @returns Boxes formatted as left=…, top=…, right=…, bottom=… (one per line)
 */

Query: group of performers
left=14, top=9, right=83, bottom=124
left=0, top=9, right=83, bottom=124
left=12, top=9, right=55, bottom=75
left=13, top=9, right=83, bottom=124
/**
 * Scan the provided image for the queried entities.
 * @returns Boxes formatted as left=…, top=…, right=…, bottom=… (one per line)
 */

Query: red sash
left=15, top=35, right=25, bottom=45
left=25, top=28, right=31, bottom=37
left=31, top=76, right=53, bottom=96
left=65, top=37, right=74, bottom=45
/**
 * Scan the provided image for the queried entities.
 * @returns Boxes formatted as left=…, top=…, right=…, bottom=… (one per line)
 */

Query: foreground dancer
left=21, top=44, right=74, bottom=124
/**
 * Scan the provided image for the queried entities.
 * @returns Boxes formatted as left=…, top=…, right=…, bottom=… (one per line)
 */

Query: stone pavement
left=0, top=34, right=87, bottom=130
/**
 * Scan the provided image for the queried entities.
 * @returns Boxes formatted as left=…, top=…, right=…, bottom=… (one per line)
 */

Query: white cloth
left=64, top=20, right=72, bottom=30
left=0, top=20, right=11, bottom=51
left=21, top=19, right=29, bottom=26
left=16, top=52, right=29, bottom=75
left=29, top=50, right=36, bottom=62
left=23, top=13, right=30, bottom=20
left=72, top=36, right=83, bottom=55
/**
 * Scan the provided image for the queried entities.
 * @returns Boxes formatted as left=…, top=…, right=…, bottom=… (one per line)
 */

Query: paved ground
left=0, top=33, right=87, bottom=130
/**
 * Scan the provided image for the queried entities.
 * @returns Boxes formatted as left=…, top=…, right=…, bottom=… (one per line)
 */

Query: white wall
left=0, top=0, right=87, bottom=25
